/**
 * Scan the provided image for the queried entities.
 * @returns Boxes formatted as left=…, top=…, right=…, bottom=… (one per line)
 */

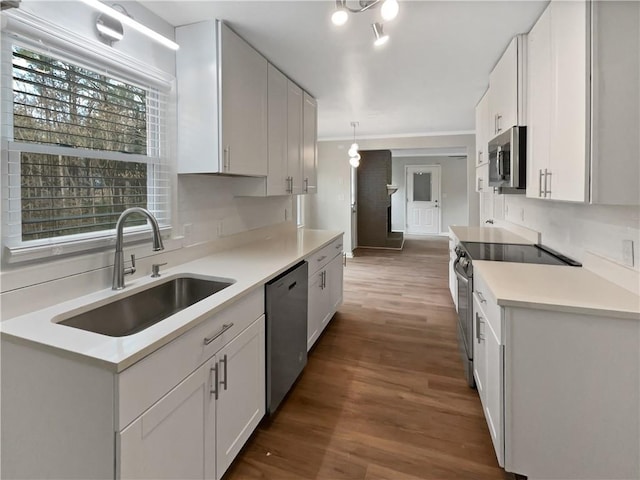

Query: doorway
left=405, top=165, right=441, bottom=235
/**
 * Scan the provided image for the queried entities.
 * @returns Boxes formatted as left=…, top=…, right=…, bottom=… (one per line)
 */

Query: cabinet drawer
left=473, top=272, right=502, bottom=341
left=307, top=236, right=343, bottom=275
left=117, top=288, right=264, bottom=431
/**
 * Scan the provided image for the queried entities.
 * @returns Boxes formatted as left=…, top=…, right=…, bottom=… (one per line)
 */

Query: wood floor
left=224, top=236, right=511, bottom=480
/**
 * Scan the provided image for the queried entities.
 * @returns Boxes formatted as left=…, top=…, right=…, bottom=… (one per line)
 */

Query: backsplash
left=502, top=195, right=640, bottom=271
left=178, top=175, right=292, bottom=245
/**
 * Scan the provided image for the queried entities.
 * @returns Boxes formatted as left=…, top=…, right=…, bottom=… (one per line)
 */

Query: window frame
left=1, top=21, right=174, bottom=264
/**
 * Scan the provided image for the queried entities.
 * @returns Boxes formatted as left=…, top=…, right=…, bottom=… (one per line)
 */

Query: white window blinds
left=3, top=40, right=172, bottom=261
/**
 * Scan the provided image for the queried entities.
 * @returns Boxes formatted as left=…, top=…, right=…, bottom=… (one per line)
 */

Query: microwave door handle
left=496, top=147, right=502, bottom=178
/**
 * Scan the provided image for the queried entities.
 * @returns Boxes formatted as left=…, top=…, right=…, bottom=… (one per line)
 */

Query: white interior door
left=406, top=165, right=441, bottom=235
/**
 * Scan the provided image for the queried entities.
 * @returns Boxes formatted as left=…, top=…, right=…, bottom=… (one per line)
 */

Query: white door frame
left=405, top=164, right=442, bottom=235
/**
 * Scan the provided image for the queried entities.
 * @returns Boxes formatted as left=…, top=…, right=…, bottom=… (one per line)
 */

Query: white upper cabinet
left=590, top=1, right=640, bottom=205
left=302, top=92, right=318, bottom=194
left=488, top=36, right=525, bottom=138
left=526, top=0, right=640, bottom=204
left=220, top=23, right=268, bottom=176
left=475, top=90, right=490, bottom=192
left=287, top=80, right=304, bottom=194
left=267, top=64, right=289, bottom=196
left=176, top=20, right=268, bottom=176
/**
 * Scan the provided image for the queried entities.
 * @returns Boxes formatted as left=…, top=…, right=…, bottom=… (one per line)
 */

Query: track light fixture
left=331, top=0, right=398, bottom=47
left=349, top=122, right=361, bottom=168
left=372, top=23, right=389, bottom=47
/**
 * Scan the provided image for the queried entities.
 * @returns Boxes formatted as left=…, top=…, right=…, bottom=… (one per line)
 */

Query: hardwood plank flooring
left=224, top=236, right=512, bottom=480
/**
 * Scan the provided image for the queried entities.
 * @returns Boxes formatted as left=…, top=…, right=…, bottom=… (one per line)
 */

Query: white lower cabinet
left=119, top=315, right=265, bottom=480
left=0, top=288, right=265, bottom=479
left=214, top=317, right=265, bottom=477
left=472, top=289, right=504, bottom=467
left=473, top=268, right=640, bottom=480
left=119, top=358, right=214, bottom=480
left=307, top=236, right=344, bottom=351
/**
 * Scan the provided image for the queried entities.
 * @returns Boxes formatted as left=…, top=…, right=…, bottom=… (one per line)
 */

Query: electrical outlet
left=622, top=240, right=635, bottom=267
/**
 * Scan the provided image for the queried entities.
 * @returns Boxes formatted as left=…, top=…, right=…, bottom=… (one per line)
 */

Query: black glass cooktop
left=460, top=242, right=581, bottom=266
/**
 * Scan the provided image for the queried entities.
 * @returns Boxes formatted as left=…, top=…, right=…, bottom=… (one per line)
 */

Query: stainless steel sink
left=58, top=276, right=235, bottom=337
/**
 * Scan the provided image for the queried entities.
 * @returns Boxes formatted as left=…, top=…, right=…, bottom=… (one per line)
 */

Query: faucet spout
left=112, top=207, right=165, bottom=290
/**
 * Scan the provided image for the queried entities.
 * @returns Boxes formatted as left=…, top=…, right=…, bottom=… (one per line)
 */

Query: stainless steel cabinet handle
left=539, top=169, right=544, bottom=197
left=475, top=312, right=484, bottom=342
left=477, top=291, right=487, bottom=304
left=496, top=114, right=502, bottom=133
left=336, top=244, right=343, bottom=250
left=545, top=170, right=551, bottom=197
left=220, top=354, right=228, bottom=391
left=304, top=177, right=309, bottom=193
left=223, top=146, right=230, bottom=171
left=343, top=252, right=347, bottom=267
left=210, top=363, right=219, bottom=399
left=317, top=255, right=327, bottom=262
left=478, top=150, right=482, bottom=165
left=203, top=323, right=234, bottom=345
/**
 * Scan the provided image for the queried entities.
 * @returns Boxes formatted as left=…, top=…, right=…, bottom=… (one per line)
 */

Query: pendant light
left=349, top=122, right=361, bottom=168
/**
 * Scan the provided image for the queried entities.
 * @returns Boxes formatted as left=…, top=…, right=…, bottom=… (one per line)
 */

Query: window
left=4, top=41, right=171, bottom=260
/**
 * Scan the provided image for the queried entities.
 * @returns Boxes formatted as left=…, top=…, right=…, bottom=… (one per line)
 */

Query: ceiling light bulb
left=348, top=143, right=359, bottom=157
left=331, top=0, right=348, bottom=26
left=381, top=0, right=399, bottom=21
left=332, top=9, right=348, bottom=26
left=372, top=23, right=389, bottom=47
left=349, top=156, right=360, bottom=168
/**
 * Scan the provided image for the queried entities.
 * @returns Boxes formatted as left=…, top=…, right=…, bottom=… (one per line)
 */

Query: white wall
left=391, top=155, right=467, bottom=233
left=501, top=195, right=640, bottom=271
left=307, top=133, right=477, bottom=253
left=0, top=2, right=293, bottom=303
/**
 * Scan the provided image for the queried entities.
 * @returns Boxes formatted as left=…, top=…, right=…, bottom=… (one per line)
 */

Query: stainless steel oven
left=454, top=241, right=580, bottom=388
left=453, top=251, right=474, bottom=387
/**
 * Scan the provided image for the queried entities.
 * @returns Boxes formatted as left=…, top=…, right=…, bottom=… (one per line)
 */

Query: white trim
left=5, top=225, right=172, bottom=264
left=320, top=130, right=475, bottom=142
left=2, top=9, right=174, bottom=90
left=8, top=142, right=155, bottom=165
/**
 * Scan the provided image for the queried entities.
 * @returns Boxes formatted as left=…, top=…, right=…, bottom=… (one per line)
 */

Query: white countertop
left=0, top=228, right=343, bottom=372
left=449, top=226, right=532, bottom=245
left=473, top=260, right=640, bottom=320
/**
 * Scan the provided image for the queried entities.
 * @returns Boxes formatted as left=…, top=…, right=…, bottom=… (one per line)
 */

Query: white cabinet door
left=475, top=90, right=490, bottom=193
left=548, top=0, right=588, bottom=202
left=118, top=358, right=215, bottom=480
left=526, top=5, right=552, bottom=199
left=484, top=319, right=504, bottom=467
left=489, top=38, right=519, bottom=137
left=287, top=81, right=303, bottom=194
left=302, top=92, right=318, bottom=194
left=267, top=64, right=289, bottom=196
left=526, top=1, right=588, bottom=202
left=307, top=268, right=324, bottom=351
left=215, top=316, right=265, bottom=479
left=220, top=23, right=268, bottom=176
left=323, top=254, right=344, bottom=331
left=473, top=299, right=487, bottom=405
left=475, top=90, right=490, bottom=168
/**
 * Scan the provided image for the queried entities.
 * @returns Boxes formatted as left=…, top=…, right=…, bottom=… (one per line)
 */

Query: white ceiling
left=140, top=0, right=548, bottom=140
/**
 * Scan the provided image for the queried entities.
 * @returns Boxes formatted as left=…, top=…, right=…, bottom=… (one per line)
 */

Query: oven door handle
left=453, top=258, right=469, bottom=285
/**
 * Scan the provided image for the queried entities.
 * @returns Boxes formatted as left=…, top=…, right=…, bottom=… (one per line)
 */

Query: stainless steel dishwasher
left=265, top=261, right=308, bottom=414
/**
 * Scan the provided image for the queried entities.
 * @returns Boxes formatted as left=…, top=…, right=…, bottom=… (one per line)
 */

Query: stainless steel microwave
left=488, top=126, right=526, bottom=193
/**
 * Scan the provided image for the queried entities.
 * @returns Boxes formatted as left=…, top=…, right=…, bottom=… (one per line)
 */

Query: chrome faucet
left=112, top=207, right=165, bottom=290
